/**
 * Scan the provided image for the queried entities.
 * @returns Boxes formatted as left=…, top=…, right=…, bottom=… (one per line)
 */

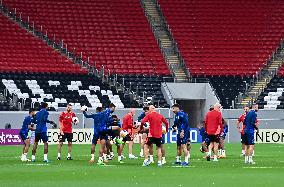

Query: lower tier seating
left=195, top=76, right=252, bottom=109
left=0, top=72, right=140, bottom=111
left=256, top=76, right=284, bottom=109
left=115, top=75, right=174, bottom=108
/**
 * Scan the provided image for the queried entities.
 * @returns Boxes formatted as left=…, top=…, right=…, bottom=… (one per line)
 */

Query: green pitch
left=0, top=143, right=284, bottom=187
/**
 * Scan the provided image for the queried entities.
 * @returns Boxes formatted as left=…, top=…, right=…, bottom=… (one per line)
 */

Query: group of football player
left=18, top=101, right=259, bottom=166
left=198, top=104, right=259, bottom=164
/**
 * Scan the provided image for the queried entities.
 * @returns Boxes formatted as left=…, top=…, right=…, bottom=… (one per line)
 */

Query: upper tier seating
left=3, top=0, right=170, bottom=75
left=0, top=13, right=86, bottom=74
left=158, top=0, right=284, bottom=76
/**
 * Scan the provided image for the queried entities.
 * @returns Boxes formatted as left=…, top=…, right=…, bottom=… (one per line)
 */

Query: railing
left=140, top=0, right=190, bottom=81
left=152, top=0, right=191, bottom=79
left=236, top=40, right=284, bottom=108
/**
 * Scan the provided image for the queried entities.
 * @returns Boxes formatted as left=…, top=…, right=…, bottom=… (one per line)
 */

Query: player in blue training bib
left=19, top=108, right=36, bottom=162
left=31, top=103, right=57, bottom=163
left=243, top=104, right=259, bottom=164
left=198, top=122, right=210, bottom=157
left=172, top=104, right=191, bottom=166
left=83, top=104, right=117, bottom=165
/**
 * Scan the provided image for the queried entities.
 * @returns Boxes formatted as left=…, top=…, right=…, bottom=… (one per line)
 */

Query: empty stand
left=278, top=64, right=284, bottom=77
left=0, top=72, right=139, bottom=111
left=158, top=0, right=284, bottom=76
left=194, top=76, right=252, bottom=108
left=256, top=76, right=284, bottom=109
left=0, top=13, right=86, bottom=74
left=3, top=0, right=170, bottom=75
left=116, top=75, right=173, bottom=108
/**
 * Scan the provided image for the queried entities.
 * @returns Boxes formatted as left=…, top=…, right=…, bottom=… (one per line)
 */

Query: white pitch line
left=25, top=164, right=50, bottom=166
left=164, top=165, right=196, bottom=168
left=242, top=166, right=284, bottom=169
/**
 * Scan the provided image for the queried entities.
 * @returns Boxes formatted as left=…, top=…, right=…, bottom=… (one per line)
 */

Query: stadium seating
left=0, top=12, right=139, bottom=110
left=278, top=64, right=284, bottom=77
left=3, top=0, right=170, bottom=76
left=158, top=0, right=284, bottom=76
left=0, top=13, right=86, bottom=74
left=0, top=72, right=140, bottom=111
left=256, top=76, right=284, bottom=109
left=194, top=76, right=252, bottom=108
left=115, top=75, right=174, bottom=108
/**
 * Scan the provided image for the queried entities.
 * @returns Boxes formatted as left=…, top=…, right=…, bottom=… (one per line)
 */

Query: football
left=134, top=121, right=141, bottom=128
left=143, top=122, right=150, bottom=130
left=72, top=117, right=79, bottom=125
left=81, top=105, right=88, bottom=112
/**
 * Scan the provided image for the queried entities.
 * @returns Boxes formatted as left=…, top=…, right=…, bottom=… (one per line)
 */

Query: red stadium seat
left=3, top=0, right=170, bottom=76
left=0, top=14, right=87, bottom=74
left=158, top=0, right=284, bottom=76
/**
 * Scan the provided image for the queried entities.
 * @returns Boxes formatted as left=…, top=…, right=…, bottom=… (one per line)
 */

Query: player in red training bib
left=57, top=104, right=78, bottom=160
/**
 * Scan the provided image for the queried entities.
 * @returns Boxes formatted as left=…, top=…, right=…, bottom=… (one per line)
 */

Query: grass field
left=1, top=143, right=284, bottom=187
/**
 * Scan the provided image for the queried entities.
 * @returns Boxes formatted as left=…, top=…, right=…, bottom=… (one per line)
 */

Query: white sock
left=21, top=153, right=27, bottom=159
left=21, top=153, right=24, bottom=158
left=245, top=156, right=248, bottom=163
left=252, top=150, right=255, bottom=156
left=149, top=155, right=154, bottom=161
left=176, top=156, right=181, bottom=162
left=67, top=153, right=71, bottom=158
left=140, top=149, right=143, bottom=154
left=208, top=151, right=212, bottom=157
left=118, top=156, right=122, bottom=161
left=242, top=150, right=245, bottom=155
left=103, top=154, right=107, bottom=160
left=222, top=150, right=226, bottom=156
left=91, top=154, right=95, bottom=160
left=188, top=153, right=191, bottom=159
left=32, top=155, right=35, bottom=160
left=44, top=154, right=48, bottom=161
left=158, top=160, right=162, bottom=165
left=98, top=156, right=103, bottom=162
left=249, top=156, right=253, bottom=163
left=213, top=155, right=217, bottom=160
left=58, top=153, right=61, bottom=158
left=162, top=157, right=166, bottom=162
left=110, top=152, right=114, bottom=156
left=185, top=155, right=189, bottom=163
left=218, top=149, right=221, bottom=156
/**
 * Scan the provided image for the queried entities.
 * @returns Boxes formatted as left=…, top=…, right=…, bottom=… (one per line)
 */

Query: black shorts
left=208, top=135, right=220, bottom=143
left=146, top=137, right=162, bottom=148
left=122, top=134, right=132, bottom=142
left=109, top=130, right=120, bottom=140
left=35, top=132, right=48, bottom=143
left=241, top=134, right=245, bottom=144
left=19, top=132, right=29, bottom=141
left=243, top=133, right=255, bottom=145
left=59, top=133, right=73, bottom=143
